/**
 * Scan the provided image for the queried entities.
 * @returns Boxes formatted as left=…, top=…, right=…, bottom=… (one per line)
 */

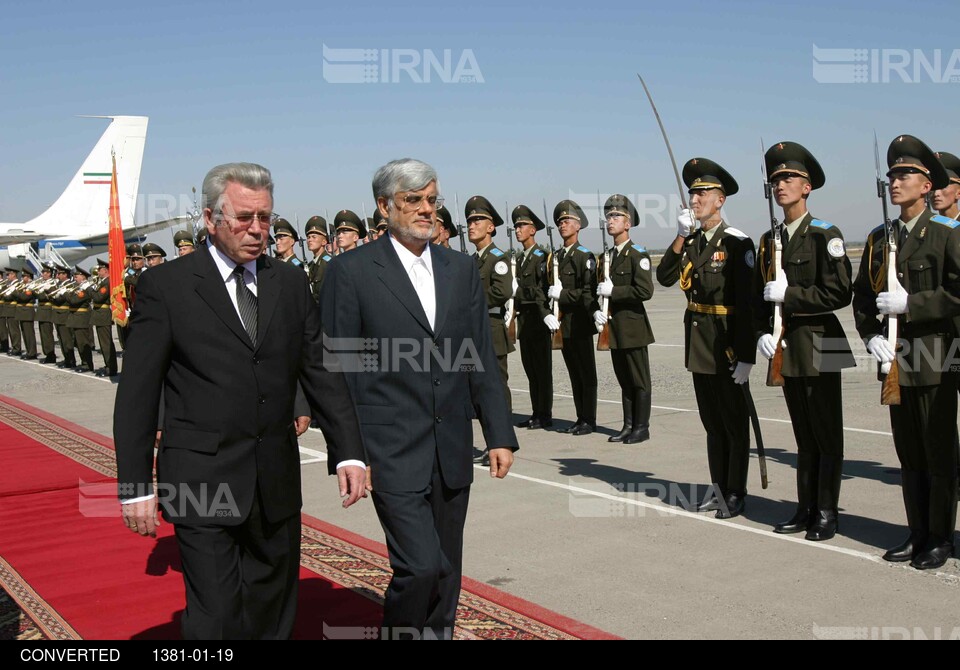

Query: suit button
left=435, top=416, right=442, bottom=424
left=258, top=396, right=265, bottom=404
left=434, top=379, right=440, bottom=386
left=253, top=357, right=259, bottom=365
left=692, top=321, right=698, bottom=327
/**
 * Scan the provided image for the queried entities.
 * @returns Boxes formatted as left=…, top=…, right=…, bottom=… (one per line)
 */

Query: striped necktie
left=232, top=265, right=257, bottom=345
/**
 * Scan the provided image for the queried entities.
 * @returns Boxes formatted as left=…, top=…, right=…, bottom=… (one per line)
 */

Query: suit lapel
left=432, top=249, right=452, bottom=337
left=695, top=226, right=724, bottom=269
left=898, top=210, right=930, bottom=265
left=611, top=244, right=630, bottom=272
left=254, top=256, right=279, bottom=353
left=783, top=214, right=811, bottom=261
left=375, top=236, right=434, bottom=336
left=193, top=246, right=254, bottom=350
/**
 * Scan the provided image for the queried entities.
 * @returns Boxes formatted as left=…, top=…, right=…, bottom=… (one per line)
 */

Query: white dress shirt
left=388, top=232, right=436, bottom=330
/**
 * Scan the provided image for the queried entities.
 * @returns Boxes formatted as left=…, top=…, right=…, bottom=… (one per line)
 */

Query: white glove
left=730, top=361, right=753, bottom=385
left=677, top=208, right=695, bottom=237
left=547, top=285, right=562, bottom=301
left=758, top=334, right=778, bottom=359
left=543, top=314, right=560, bottom=331
left=598, top=279, right=613, bottom=297
left=866, top=335, right=896, bottom=364
left=593, top=310, right=608, bottom=327
left=511, top=277, right=519, bottom=297
left=877, top=278, right=908, bottom=315
left=763, top=274, right=788, bottom=303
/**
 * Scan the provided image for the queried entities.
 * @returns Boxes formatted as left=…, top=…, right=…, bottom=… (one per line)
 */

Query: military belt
left=76, top=308, right=90, bottom=313
left=488, top=308, right=505, bottom=317
left=687, top=302, right=734, bottom=316
left=790, top=312, right=832, bottom=318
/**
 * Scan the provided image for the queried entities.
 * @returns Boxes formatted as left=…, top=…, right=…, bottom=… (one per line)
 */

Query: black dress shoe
left=537, top=417, right=553, bottom=429
left=40, top=355, right=56, bottom=364
left=8, top=349, right=21, bottom=357
left=910, top=539, right=954, bottom=571
left=697, top=494, right=722, bottom=513
left=774, top=507, right=814, bottom=534
left=559, top=421, right=583, bottom=434
left=805, top=510, right=839, bottom=541
left=883, top=532, right=927, bottom=563
left=515, top=416, right=535, bottom=429
left=95, top=368, right=107, bottom=377
left=571, top=422, right=595, bottom=436
left=22, top=354, right=37, bottom=361
left=715, top=493, right=745, bottom=519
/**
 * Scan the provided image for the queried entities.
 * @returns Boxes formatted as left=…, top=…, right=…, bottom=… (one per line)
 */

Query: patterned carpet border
left=0, top=558, right=80, bottom=640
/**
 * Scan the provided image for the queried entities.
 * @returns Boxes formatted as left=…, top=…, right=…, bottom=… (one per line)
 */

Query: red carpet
left=0, top=394, right=616, bottom=640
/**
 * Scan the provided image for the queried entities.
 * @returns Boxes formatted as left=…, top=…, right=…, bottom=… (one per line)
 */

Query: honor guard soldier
left=658, top=160, right=755, bottom=518
left=0, top=269, right=10, bottom=353
left=34, top=264, right=58, bottom=364
left=368, top=209, right=388, bottom=241
left=512, top=205, right=554, bottom=429
left=335, top=210, right=366, bottom=253
left=2, top=268, right=22, bottom=356
left=90, top=259, right=118, bottom=377
left=755, top=142, right=855, bottom=540
left=13, top=267, right=38, bottom=360
left=273, top=218, right=304, bottom=267
left=600, top=194, right=655, bottom=445
left=465, top=196, right=514, bottom=424
left=433, top=205, right=458, bottom=249
left=304, top=215, right=332, bottom=303
left=66, top=266, right=95, bottom=373
left=142, top=243, right=167, bottom=269
left=173, top=230, right=196, bottom=257
left=195, top=227, right=208, bottom=247
left=51, top=265, right=76, bottom=368
left=548, top=200, right=600, bottom=435
left=121, top=244, right=145, bottom=347
left=853, top=135, right=960, bottom=570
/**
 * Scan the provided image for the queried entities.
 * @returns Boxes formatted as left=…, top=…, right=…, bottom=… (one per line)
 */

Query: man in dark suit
left=114, top=162, right=367, bottom=640
left=321, top=158, right=518, bottom=640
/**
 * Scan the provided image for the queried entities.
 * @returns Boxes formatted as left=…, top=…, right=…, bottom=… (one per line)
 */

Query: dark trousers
left=56, top=323, right=76, bottom=366
left=497, top=354, right=511, bottom=413
left=18, top=320, right=36, bottom=357
left=6, top=316, right=21, bottom=350
left=173, top=491, right=301, bottom=640
left=783, top=373, right=844, bottom=512
left=96, top=323, right=117, bottom=374
left=72, top=326, right=94, bottom=371
left=890, top=379, right=959, bottom=542
left=0, top=314, right=8, bottom=349
left=518, top=314, right=553, bottom=417
left=38, top=320, right=55, bottom=358
left=371, top=458, right=470, bottom=640
left=693, top=372, right=750, bottom=496
left=611, top=347, right=651, bottom=392
left=561, top=334, right=597, bottom=424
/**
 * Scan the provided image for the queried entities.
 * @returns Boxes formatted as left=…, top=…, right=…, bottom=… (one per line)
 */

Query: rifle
left=505, top=200, right=517, bottom=345
left=874, top=132, right=901, bottom=406
left=456, top=192, right=466, bottom=253
left=596, top=189, right=612, bottom=351
left=761, top=139, right=786, bottom=387
left=361, top=202, right=374, bottom=244
left=544, top=199, right=563, bottom=350
left=295, top=213, right=307, bottom=265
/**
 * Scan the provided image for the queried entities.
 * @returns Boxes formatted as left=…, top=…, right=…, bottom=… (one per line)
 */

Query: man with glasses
left=334, top=210, right=366, bottom=253
left=273, top=219, right=304, bottom=267
left=322, top=158, right=516, bottom=639
left=115, top=162, right=366, bottom=639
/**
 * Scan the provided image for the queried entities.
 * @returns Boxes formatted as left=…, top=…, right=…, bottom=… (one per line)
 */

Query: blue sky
left=2, top=0, right=959, bottom=250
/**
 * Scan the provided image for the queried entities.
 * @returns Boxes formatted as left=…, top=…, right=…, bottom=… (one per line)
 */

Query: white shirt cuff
left=121, top=494, right=156, bottom=505
left=336, top=459, right=366, bottom=470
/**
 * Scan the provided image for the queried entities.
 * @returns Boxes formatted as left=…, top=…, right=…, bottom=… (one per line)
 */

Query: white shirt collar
left=207, top=238, right=258, bottom=283
left=388, top=233, right=433, bottom=276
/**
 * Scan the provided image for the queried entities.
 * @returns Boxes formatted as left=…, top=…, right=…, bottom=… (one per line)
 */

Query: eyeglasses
left=395, top=193, right=444, bottom=212
left=218, top=211, right=279, bottom=228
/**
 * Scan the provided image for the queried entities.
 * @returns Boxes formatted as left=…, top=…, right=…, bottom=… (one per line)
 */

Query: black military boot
left=884, top=470, right=928, bottom=562
left=608, top=392, right=634, bottom=443
left=775, top=454, right=816, bottom=534
left=806, top=457, right=842, bottom=541
left=623, top=391, right=651, bottom=444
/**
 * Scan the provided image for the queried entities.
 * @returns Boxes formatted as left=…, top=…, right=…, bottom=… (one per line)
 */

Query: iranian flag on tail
left=84, top=172, right=112, bottom=185
left=107, top=154, right=128, bottom=326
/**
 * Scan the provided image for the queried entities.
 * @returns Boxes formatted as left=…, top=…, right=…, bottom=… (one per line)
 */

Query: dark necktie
left=557, top=248, right=566, bottom=263
left=780, top=225, right=789, bottom=249
left=899, top=224, right=909, bottom=249
left=610, top=247, right=619, bottom=265
left=232, top=265, right=257, bottom=345
left=698, top=234, right=707, bottom=254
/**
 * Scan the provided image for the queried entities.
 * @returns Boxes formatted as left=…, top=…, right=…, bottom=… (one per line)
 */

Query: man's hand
left=877, top=277, right=909, bottom=315
left=757, top=334, right=778, bottom=359
left=338, top=465, right=368, bottom=508
left=597, top=279, right=614, bottom=298
left=547, top=285, right=562, bottom=301
left=866, top=335, right=896, bottom=364
left=121, top=497, right=159, bottom=537
left=677, top=208, right=695, bottom=237
left=543, top=314, right=560, bottom=332
left=593, top=310, right=608, bottom=327
left=488, top=448, right=514, bottom=479
left=763, top=274, right=788, bottom=303
left=295, top=416, right=310, bottom=436
left=154, top=430, right=162, bottom=450
left=365, top=466, right=373, bottom=492
left=730, top=361, right=753, bottom=385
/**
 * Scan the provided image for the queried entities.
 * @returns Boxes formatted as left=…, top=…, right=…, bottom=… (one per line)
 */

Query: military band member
left=142, top=243, right=167, bottom=269
left=2, top=268, right=22, bottom=356
left=755, top=142, right=855, bottom=540
left=304, top=215, right=332, bottom=303
left=433, top=205, right=458, bottom=249
left=658, top=160, right=755, bottom=518
left=334, top=210, right=366, bottom=253
left=173, top=229, right=196, bottom=257
left=0, top=269, right=12, bottom=354
left=853, top=135, right=960, bottom=570
left=548, top=200, right=600, bottom=435
left=599, top=194, right=655, bottom=445
left=34, top=264, right=58, bottom=364
left=66, top=266, right=95, bottom=373
left=90, top=259, right=118, bottom=377
left=512, top=205, right=554, bottom=429
left=273, top=218, right=304, bottom=267
left=51, top=266, right=76, bottom=368
left=466, top=196, right=514, bottom=428
left=13, top=267, right=38, bottom=360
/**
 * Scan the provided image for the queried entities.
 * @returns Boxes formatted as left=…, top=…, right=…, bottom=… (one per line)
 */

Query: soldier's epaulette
left=322, top=254, right=332, bottom=262
left=724, top=227, right=748, bottom=239
left=490, top=248, right=505, bottom=257
left=809, top=219, right=834, bottom=230
left=533, top=248, right=544, bottom=257
left=931, top=214, right=960, bottom=229
left=870, top=223, right=885, bottom=237
left=577, top=245, right=591, bottom=254
left=632, top=245, right=647, bottom=254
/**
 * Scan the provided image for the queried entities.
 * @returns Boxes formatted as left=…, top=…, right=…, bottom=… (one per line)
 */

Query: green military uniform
left=466, top=195, right=515, bottom=412
left=853, top=135, right=959, bottom=569
left=33, top=267, right=57, bottom=363
left=66, top=267, right=95, bottom=373
left=173, top=229, right=195, bottom=256
left=0, top=272, right=12, bottom=353
left=658, top=160, right=756, bottom=516
left=2, top=269, right=22, bottom=355
left=552, top=200, right=600, bottom=433
left=51, top=267, right=76, bottom=368
left=334, top=210, right=366, bottom=254
left=13, top=269, right=38, bottom=359
left=121, top=244, right=144, bottom=347
left=512, top=205, right=553, bottom=428
left=936, top=151, right=960, bottom=492
left=602, top=195, right=656, bottom=445
left=89, top=260, right=117, bottom=377
left=753, top=142, right=855, bottom=540
left=304, top=216, right=331, bottom=304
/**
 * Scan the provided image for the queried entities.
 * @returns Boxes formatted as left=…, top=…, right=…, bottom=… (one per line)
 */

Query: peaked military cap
left=305, top=215, right=328, bottom=237
left=436, top=205, right=458, bottom=237
left=142, top=243, right=167, bottom=259
left=682, top=158, right=739, bottom=196
left=173, top=230, right=195, bottom=248
left=126, top=243, right=143, bottom=258
left=464, top=196, right=504, bottom=228
left=603, top=194, right=639, bottom=224
left=334, top=209, right=367, bottom=237
left=74, top=265, right=90, bottom=277
left=41, top=264, right=55, bottom=273
left=373, top=208, right=387, bottom=231
left=20, top=267, right=34, bottom=278
left=55, top=265, right=71, bottom=274
left=887, top=135, right=950, bottom=189
left=273, top=218, right=299, bottom=241
left=511, top=204, right=545, bottom=231
left=195, top=228, right=208, bottom=246
left=934, top=151, right=960, bottom=186
left=553, top=199, right=589, bottom=228
left=96, top=259, right=110, bottom=269
left=765, top=141, right=825, bottom=190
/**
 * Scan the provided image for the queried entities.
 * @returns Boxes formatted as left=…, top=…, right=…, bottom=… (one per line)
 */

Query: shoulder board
left=490, top=248, right=505, bottom=257
left=632, top=245, right=647, bottom=253
left=577, top=245, right=590, bottom=254
left=724, top=227, right=748, bottom=240
left=322, top=254, right=332, bottom=262
left=292, top=258, right=303, bottom=266
left=809, top=219, right=834, bottom=230
left=533, top=249, right=544, bottom=257
left=931, top=214, right=960, bottom=229
left=870, top=224, right=885, bottom=237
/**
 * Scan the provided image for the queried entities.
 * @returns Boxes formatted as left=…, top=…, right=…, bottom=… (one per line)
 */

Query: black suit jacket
left=114, top=245, right=364, bottom=525
left=321, top=235, right=518, bottom=493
